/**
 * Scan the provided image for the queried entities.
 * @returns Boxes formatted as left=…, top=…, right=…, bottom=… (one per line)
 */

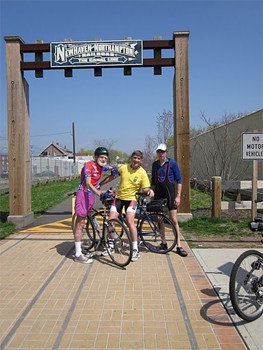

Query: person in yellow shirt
left=101, top=150, right=154, bottom=261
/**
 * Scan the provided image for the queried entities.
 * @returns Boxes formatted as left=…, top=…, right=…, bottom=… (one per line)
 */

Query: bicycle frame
left=87, top=197, right=133, bottom=267
left=118, top=193, right=178, bottom=254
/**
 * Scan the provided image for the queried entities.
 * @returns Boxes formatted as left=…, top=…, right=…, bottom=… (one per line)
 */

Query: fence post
left=212, top=176, right=221, bottom=218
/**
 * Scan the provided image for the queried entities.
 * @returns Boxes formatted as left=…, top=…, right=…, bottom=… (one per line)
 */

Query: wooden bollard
left=212, top=176, right=221, bottom=218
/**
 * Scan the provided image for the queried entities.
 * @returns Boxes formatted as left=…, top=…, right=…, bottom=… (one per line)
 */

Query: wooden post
left=251, top=160, right=258, bottom=220
left=5, top=36, right=33, bottom=227
left=173, top=31, right=191, bottom=219
left=212, top=176, right=222, bottom=218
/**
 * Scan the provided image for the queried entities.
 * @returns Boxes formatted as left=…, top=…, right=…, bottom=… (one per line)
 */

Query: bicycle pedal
left=83, top=251, right=94, bottom=258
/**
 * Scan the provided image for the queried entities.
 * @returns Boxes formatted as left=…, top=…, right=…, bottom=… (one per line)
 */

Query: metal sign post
left=252, top=160, right=258, bottom=220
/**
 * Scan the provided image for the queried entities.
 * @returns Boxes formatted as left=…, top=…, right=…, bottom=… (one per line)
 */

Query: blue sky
left=0, top=0, right=262, bottom=155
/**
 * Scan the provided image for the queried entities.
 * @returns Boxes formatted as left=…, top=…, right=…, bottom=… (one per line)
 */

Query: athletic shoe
left=83, top=251, right=94, bottom=258
left=102, top=247, right=114, bottom=256
left=177, top=247, right=188, bottom=257
left=102, top=241, right=114, bottom=256
left=131, top=249, right=140, bottom=262
left=74, top=254, right=93, bottom=264
left=158, top=243, right=168, bottom=250
left=73, top=251, right=94, bottom=259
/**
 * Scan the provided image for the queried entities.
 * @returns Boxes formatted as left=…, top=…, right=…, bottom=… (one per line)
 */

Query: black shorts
left=155, top=185, right=177, bottom=211
left=112, top=198, right=137, bottom=214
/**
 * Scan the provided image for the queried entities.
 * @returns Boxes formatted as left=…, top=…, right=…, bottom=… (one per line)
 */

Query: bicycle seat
left=102, top=196, right=114, bottom=207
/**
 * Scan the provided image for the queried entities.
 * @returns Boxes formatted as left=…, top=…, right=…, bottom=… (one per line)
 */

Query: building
left=38, top=142, right=73, bottom=159
left=190, top=109, right=263, bottom=182
left=0, top=153, right=8, bottom=176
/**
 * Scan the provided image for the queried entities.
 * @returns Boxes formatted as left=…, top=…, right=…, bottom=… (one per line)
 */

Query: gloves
left=111, top=167, right=119, bottom=176
left=100, top=192, right=113, bottom=202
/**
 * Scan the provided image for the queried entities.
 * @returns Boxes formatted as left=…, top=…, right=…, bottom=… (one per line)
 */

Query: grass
left=180, top=188, right=261, bottom=244
left=189, top=188, right=212, bottom=210
left=0, top=182, right=261, bottom=242
left=0, top=178, right=79, bottom=239
left=180, top=216, right=250, bottom=237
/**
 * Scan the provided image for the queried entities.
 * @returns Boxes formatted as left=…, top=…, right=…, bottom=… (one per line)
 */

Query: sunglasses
left=157, top=150, right=166, bottom=153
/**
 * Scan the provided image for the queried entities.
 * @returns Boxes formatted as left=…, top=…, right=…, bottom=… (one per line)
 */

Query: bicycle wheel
left=138, top=213, right=178, bottom=253
left=104, top=218, right=132, bottom=267
left=82, top=215, right=96, bottom=250
left=229, top=250, right=263, bottom=322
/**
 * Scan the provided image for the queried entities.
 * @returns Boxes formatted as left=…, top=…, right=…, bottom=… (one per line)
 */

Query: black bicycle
left=74, top=191, right=178, bottom=259
left=229, top=217, right=263, bottom=322
left=118, top=192, right=178, bottom=254
left=72, top=195, right=133, bottom=267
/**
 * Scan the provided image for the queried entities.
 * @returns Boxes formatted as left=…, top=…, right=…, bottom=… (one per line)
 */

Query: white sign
left=242, top=133, right=263, bottom=160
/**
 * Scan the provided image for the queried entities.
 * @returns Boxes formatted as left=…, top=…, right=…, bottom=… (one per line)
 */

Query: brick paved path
left=0, top=229, right=246, bottom=350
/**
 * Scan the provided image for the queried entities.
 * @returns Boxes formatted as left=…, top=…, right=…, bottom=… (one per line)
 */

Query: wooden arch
left=5, top=32, right=191, bottom=227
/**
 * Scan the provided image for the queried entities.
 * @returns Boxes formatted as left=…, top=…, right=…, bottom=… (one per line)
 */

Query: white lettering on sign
left=242, top=133, right=263, bottom=160
left=51, top=40, right=142, bottom=67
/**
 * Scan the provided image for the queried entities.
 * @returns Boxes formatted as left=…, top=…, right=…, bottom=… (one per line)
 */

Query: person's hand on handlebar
left=99, top=189, right=115, bottom=202
left=110, top=167, right=119, bottom=177
left=147, top=189, right=155, bottom=198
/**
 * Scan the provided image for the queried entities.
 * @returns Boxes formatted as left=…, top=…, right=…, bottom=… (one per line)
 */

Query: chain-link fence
left=31, top=157, right=78, bottom=180
left=0, top=157, right=91, bottom=193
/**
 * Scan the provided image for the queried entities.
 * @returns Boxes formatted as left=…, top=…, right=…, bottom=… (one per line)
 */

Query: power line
left=30, top=131, right=70, bottom=138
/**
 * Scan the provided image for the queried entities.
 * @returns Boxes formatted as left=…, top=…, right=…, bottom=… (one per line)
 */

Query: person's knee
left=76, top=217, right=85, bottom=229
left=109, top=211, right=119, bottom=220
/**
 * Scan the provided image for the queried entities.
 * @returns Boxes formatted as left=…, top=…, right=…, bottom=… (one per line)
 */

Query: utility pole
left=72, top=122, right=76, bottom=163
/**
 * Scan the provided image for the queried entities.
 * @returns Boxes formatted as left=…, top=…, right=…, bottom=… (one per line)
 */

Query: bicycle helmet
left=94, top=147, right=109, bottom=157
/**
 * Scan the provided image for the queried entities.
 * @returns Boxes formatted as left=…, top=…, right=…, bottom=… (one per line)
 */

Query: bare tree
left=156, top=110, right=173, bottom=146
left=93, top=138, right=116, bottom=150
left=191, top=112, right=250, bottom=183
left=143, top=135, right=156, bottom=173
left=144, top=110, right=175, bottom=168
left=190, top=126, right=206, bottom=138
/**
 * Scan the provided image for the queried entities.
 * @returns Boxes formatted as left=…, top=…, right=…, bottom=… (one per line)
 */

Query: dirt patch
left=184, top=234, right=262, bottom=249
left=192, top=208, right=254, bottom=220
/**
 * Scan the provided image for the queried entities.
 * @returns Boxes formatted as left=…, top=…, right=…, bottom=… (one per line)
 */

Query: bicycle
left=72, top=194, right=133, bottom=267
left=229, top=217, right=263, bottom=322
left=75, top=190, right=178, bottom=258
left=117, top=192, right=178, bottom=254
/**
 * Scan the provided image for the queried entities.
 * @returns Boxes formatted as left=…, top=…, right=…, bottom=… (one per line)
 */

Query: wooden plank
left=19, top=40, right=174, bottom=53
left=240, top=180, right=263, bottom=189
left=21, top=58, right=174, bottom=71
left=221, top=201, right=263, bottom=210
left=5, top=37, right=32, bottom=222
left=173, top=32, right=190, bottom=214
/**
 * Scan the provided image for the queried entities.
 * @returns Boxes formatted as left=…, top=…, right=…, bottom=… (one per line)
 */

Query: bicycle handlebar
left=136, top=192, right=149, bottom=197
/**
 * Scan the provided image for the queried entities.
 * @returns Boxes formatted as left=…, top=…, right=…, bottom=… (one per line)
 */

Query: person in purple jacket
left=151, top=143, right=188, bottom=257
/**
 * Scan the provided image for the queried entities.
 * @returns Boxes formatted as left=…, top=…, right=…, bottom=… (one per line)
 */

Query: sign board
left=50, top=40, right=143, bottom=67
left=242, top=132, right=263, bottom=160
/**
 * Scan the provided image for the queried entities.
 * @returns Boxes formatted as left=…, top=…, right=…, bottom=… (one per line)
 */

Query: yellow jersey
left=116, top=164, right=150, bottom=201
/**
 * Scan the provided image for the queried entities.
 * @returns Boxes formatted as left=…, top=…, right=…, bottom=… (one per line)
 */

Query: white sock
left=132, top=241, right=138, bottom=251
left=75, top=242, right=82, bottom=257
